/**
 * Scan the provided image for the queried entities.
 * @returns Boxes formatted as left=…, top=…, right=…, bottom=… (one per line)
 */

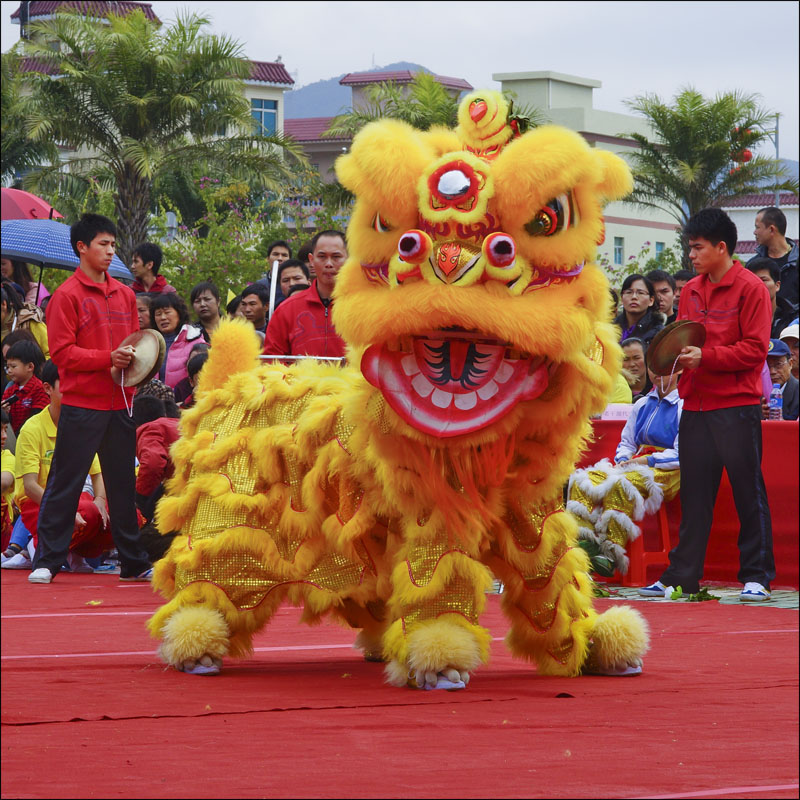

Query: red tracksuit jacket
left=46, top=268, right=139, bottom=411
left=677, top=262, right=771, bottom=411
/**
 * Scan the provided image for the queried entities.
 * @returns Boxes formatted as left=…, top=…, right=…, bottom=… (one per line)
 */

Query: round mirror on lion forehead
left=437, top=169, right=471, bottom=198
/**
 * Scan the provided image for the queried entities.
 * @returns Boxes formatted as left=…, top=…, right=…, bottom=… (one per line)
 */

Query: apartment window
left=251, top=99, right=277, bottom=136
left=614, top=236, right=624, bottom=266
left=655, top=241, right=665, bottom=258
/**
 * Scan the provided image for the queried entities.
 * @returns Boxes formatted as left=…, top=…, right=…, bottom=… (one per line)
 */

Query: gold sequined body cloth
left=148, top=322, right=605, bottom=676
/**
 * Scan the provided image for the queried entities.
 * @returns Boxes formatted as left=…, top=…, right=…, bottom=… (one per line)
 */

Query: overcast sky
left=2, top=1, right=798, bottom=160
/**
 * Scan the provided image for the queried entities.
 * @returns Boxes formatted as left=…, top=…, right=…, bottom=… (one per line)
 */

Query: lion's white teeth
left=411, top=374, right=435, bottom=398
left=454, top=391, right=478, bottom=410
left=477, top=380, right=499, bottom=400
left=495, top=361, right=514, bottom=384
left=401, top=354, right=420, bottom=376
left=431, top=388, right=453, bottom=409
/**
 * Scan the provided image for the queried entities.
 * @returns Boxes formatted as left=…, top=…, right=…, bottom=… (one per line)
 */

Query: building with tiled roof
left=10, top=1, right=160, bottom=24
left=340, top=70, right=473, bottom=92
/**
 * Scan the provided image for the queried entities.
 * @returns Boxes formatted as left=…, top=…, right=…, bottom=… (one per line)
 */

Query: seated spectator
left=644, top=269, right=677, bottom=324
left=277, top=259, right=311, bottom=303
left=672, top=269, right=695, bottom=311
left=568, top=364, right=683, bottom=576
left=151, top=293, right=204, bottom=389
left=133, top=395, right=180, bottom=562
left=1, top=258, right=49, bottom=307
left=762, top=338, right=798, bottom=421
left=190, top=281, right=222, bottom=342
left=2, top=340, right=48, bottom=436
left=240, top=283, right=270, bottom=334
left=296, top=241, right=314, bottom=280
left=129, top=242, right=176, bottom=295
left=621, top=338, right=651, bottom=402
left=613, top=274, right=665, bottom=346
left=1, top=329, right=37, bottom=396
left=135, top=293, right=153, bottom=331
left=6, top=360, right=112, bottom=572
left=136, top=377, right=176, bottom=406
left=173, top=343, right=209, bottom=406
left=780, top=323, right=799, bottom=381
left=1, top=279, right=50, bottom=358
left=227, top=294, right=244, bottom=320
left=746, top=257, right=798, bottom=339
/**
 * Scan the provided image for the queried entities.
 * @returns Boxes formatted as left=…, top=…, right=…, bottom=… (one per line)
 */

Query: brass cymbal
left=647, top=320, right=706, bottom=376
left=110, top=328, right=166, bottom=387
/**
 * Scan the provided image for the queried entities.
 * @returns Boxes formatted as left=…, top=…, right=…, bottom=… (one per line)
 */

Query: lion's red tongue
left=361, top=340, right=549, bottom=438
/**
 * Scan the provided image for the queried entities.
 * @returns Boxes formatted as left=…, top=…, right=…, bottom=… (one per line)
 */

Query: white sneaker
left=29, top=567, right=54, bottom=584
left=1, top=551, right=31, bottom=569
left=740, top=582, right=771, bottom=602
left=66, top=552, right=94, bottom=573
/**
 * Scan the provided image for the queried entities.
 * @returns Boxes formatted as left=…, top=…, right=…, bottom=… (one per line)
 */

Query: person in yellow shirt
left=13, top=360, right=111, bottom=572
left=1, top=408, right=14, bottom=546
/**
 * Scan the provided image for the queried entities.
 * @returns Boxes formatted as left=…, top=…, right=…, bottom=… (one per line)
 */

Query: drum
left=647, top=320, right=706, bottom=376
left=110, top=329, right=166, bottom=388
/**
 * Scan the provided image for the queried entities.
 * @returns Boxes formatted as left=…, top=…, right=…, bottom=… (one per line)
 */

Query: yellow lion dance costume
left=148, top=91, right=649, bottom=687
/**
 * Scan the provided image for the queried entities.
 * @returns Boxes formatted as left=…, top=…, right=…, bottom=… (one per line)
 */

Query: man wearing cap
left=763, top=338, right=798, bottom=421
left=779, top=323, right=799, bottom=381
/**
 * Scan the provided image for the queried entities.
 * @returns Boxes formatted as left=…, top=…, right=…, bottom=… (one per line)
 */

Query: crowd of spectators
left=0, top=205, right=796, bottom=583
left=1, top=220, right=349, bottom=576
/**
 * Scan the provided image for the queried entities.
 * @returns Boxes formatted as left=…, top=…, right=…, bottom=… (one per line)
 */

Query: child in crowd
left=2, top=340, right=48, bottom=436
left=173, top=344, right=209, bottom=407
left=133, top=394, right=179, bottom=562
left=1, top=408, right=14, bottom=548
left=5, top=360, right=112, bottom=572
left=179, top=349, right=209, bottom=410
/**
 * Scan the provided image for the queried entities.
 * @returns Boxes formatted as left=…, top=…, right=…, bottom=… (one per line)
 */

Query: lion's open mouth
left=361, top=330, right=550, bottom=437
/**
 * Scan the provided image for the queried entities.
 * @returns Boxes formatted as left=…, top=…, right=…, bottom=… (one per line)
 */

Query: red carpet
left=2, top=570, right=798, bottom=799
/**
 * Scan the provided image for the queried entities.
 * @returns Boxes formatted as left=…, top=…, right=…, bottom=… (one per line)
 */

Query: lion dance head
left=333, top=90, right=632, bottom=443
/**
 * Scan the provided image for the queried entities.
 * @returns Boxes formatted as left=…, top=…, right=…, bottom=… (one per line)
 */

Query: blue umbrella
left=0, top=218, right=134, bottom=281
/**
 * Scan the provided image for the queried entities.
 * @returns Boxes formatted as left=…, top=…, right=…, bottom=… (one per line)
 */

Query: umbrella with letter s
left=1, top=187, right=64, bottom=221
left=0, top=219, right=134, bottom=289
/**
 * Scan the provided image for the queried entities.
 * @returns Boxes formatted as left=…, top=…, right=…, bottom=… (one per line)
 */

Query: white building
left=492, top=71, right=682, bottom=268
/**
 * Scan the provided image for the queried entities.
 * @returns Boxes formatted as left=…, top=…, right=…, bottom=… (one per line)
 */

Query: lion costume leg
left=489, top=500, right=649, bottom=676
left=382, top=518, right=493, bottom=689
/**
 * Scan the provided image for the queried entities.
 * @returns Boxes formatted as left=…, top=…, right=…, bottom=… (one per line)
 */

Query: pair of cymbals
left=110, top=329, right=166, bottom=387
left=646, top=320, right=706, bottom=376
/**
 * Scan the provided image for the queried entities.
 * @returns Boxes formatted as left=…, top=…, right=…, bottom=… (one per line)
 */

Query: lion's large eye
left=372, top=213, right=392, bottom=233
left=524, top=192, right=577, bottom=237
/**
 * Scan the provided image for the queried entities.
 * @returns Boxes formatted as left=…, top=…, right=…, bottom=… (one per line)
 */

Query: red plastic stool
left=621, top=503, right=672, bottom=587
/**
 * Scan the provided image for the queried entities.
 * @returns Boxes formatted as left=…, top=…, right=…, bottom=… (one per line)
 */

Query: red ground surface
left=1, top=570, right=798, bottom=799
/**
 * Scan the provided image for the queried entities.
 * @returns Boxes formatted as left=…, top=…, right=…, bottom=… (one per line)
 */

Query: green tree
left=1, top=52, right=59, bottom=186
left=623, top=88, right=795, bottom=231
left=14, top=9, right=306, bottom=263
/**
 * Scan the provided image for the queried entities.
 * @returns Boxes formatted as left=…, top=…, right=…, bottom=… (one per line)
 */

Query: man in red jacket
left=262, top=230, right=347, bottom=359
left=640, top=208, right=775, bottom=602
left=28, top=214, right=152, bottom=584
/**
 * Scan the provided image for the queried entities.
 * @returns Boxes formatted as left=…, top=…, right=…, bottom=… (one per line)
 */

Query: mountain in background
left=284, top=61, right=431, bottom=119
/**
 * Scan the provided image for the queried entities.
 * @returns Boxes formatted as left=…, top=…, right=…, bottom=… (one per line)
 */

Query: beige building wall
left=494, top=71, right=682, bottom=277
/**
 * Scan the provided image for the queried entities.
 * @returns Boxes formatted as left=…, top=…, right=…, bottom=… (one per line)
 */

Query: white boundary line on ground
left=639, top=783, right=799, bottom=799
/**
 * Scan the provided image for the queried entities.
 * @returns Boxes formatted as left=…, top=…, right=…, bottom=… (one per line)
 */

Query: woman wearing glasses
left=613, top=274, right=665, bottom=347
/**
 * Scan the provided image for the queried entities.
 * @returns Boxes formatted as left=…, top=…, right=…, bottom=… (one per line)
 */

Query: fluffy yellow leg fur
left=584, top=605, right=649, bottom=672
left=157, top=606, right=231, bottom=668
left=383, top=616, right=492, bottom=687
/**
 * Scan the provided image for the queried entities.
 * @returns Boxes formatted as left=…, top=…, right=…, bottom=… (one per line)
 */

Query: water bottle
left=768, top=383, right=783, bottom=420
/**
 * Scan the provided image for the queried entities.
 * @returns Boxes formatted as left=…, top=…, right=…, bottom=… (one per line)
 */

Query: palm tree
left=623, top=88, right=795, bottom=230
left=13, top=9, right=306, bottom=263
left=1, top=52, right=59, bottom=186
